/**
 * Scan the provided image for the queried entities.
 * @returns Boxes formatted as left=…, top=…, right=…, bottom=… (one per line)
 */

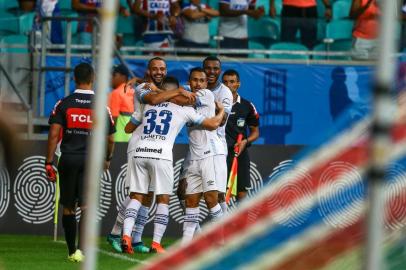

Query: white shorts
left=128, top=157, right=174, bottom=195
left=214, top=154, right=228, bottom=193
left=126, top=153, right=154, bottom=192
left=185, top=156, right=218, bottom=194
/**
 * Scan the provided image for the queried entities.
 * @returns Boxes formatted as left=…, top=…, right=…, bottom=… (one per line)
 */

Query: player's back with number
left=133, top=101, right=205, bottom=161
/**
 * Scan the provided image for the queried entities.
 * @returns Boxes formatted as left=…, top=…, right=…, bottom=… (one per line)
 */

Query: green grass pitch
left=0, top=234, right=177, bottom=270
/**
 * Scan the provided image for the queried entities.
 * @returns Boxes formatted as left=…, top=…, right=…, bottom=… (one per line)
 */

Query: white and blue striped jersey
left=187, top=89, right=223, bottom=160
left=132, top=102, right=205, bottom=161
left=211, top=82, right=233, bottom=155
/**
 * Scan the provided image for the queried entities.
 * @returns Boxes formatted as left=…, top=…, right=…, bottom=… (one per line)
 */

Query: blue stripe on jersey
left=130, top=117, right=141, bottom=126
left=136, top=88, right=152, bottom=104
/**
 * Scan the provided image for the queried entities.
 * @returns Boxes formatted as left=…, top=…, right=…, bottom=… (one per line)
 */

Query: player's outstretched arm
left=124, top=111, right=142, bottom=134
left=200, top=101, right=225, bottom=131
left=144, top=87, right=196, bottom=105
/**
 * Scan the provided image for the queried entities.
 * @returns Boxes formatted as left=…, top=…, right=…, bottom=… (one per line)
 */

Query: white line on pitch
left=55, top=240, right=148, bottom=265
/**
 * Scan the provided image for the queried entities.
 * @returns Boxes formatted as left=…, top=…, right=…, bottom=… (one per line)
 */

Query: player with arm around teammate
left=107, top=57, right=196, bottom=253
left=202, top=56, right=233, bottom=214
left=121, top=76, right=225, bottom=254
left=181, top=68, right=227, bottom=244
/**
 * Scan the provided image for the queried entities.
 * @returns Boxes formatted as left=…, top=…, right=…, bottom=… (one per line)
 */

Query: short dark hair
left=74, top=63, right=94, bottom=84
left=189, top=67, right=206, bottom=80
left=148, top=57, right=165, bottom=69
left=222, top=69, right=240, bottom=81
left=202, top=56, right=221, bottom=67
left=162, top=76, right=179, bottom=89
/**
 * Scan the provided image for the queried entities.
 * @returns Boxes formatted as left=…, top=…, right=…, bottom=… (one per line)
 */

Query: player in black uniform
left=223, top=69, right=260, bottom=202
left=45, top=63, right=116, bottom=262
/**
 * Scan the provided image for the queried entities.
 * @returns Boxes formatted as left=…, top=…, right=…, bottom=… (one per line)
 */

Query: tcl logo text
left=66, top=108, right=93, bottom=129
left=71, top=114, right=92, bottom=123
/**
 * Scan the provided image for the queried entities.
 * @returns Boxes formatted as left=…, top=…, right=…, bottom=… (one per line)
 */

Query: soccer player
left=121, top=76, right=225, bottom=254
left=202, top=56, right=233, bottom=214
left=45, top=63, right=115, bottom=262
left=181, top=68, right=226, bottom=244
left=107, top=57, right=195, bottom=253
left=223, top=69, right=260, bottom=201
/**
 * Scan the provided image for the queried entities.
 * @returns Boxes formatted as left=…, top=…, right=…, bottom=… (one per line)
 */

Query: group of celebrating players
left=108, top=55, right=234, bottom=254
left=45, top=55, right=246, bottom=261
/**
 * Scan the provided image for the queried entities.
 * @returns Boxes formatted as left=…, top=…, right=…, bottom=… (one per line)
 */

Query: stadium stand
left=0, top=0, right=389, bottom=59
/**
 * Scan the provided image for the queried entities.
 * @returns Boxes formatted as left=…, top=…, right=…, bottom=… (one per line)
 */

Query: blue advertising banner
left=44, top=56, right=374, bottom=145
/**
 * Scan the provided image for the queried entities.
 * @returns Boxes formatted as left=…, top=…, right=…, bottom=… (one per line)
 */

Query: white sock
left=111, top=197, right=131, bottom=235
left=194, top=223, right=202, bottom=236
left=210, top=204, right=223, bottom=221
left=219, top=202, right=227, bottom=216
left=153, top=203, right=169, bottom=244
left=122, top=199, right=141, bottom=237
left=131, top=205, right=149, bottom=243
left=182, top=207, right=199, bottom=245
left=210, top=204, right=224, bottom=245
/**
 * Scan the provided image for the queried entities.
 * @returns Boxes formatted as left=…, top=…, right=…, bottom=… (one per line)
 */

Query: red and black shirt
left=226, top=95, right=260, bottom=148
left=49, top=89, right=116, bottom=154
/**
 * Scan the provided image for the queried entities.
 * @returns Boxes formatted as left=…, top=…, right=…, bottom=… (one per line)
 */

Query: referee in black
left=223, top=69, right=260, bottom=202
left=45, top=63, right=116, bottom=262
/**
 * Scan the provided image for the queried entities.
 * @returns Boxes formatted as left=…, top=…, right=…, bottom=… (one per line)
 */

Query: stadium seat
left=18, top=12, right=36, bottom=34
left=208, top=0, right=219, bottom=9
left=0, top=11, right=19, bottom=34
left=208, top=17, right=220, bottom=48
left=116, top=16, right=134, bottom=35
left=313, top=39, right=352, bottom=60
left=0, top=34, right=29, bottom=53
left=133, top=39, right=144, bottom=55
left=58, top=0, right=71, bottom=10
left=332, top=0, right=351, bottom=19
left=209, top=17, right=219, bottom=37
left=249, top=40, right=267, bottom=58
left=0, top=0, right=18, bottom=10
left=316, top=0, right=326, bottom=18
left=269, top=42, right=309, bottom=59
left=59, top=10, right=79, bottom=40
left=317, top=19, right=326, bottom=41
left=326, top=19, right=354, bottom=40
left=248, top=17, right=279, bottom=41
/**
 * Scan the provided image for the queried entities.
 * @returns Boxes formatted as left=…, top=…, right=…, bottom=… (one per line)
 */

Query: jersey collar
left=233, top=94, right=241, bottom=105
left=74, top=89, right=95, bottom=95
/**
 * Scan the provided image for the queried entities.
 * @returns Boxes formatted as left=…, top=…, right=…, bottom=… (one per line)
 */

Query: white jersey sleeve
left=186, top=89, right=224, bottom=160
left=182, top=106, right=205, bottom=126
left=211, top=83, right=232, bottom=155
left=135, top=83, right=153, bottom=104
left=216, top=84, right=233, bottom=115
